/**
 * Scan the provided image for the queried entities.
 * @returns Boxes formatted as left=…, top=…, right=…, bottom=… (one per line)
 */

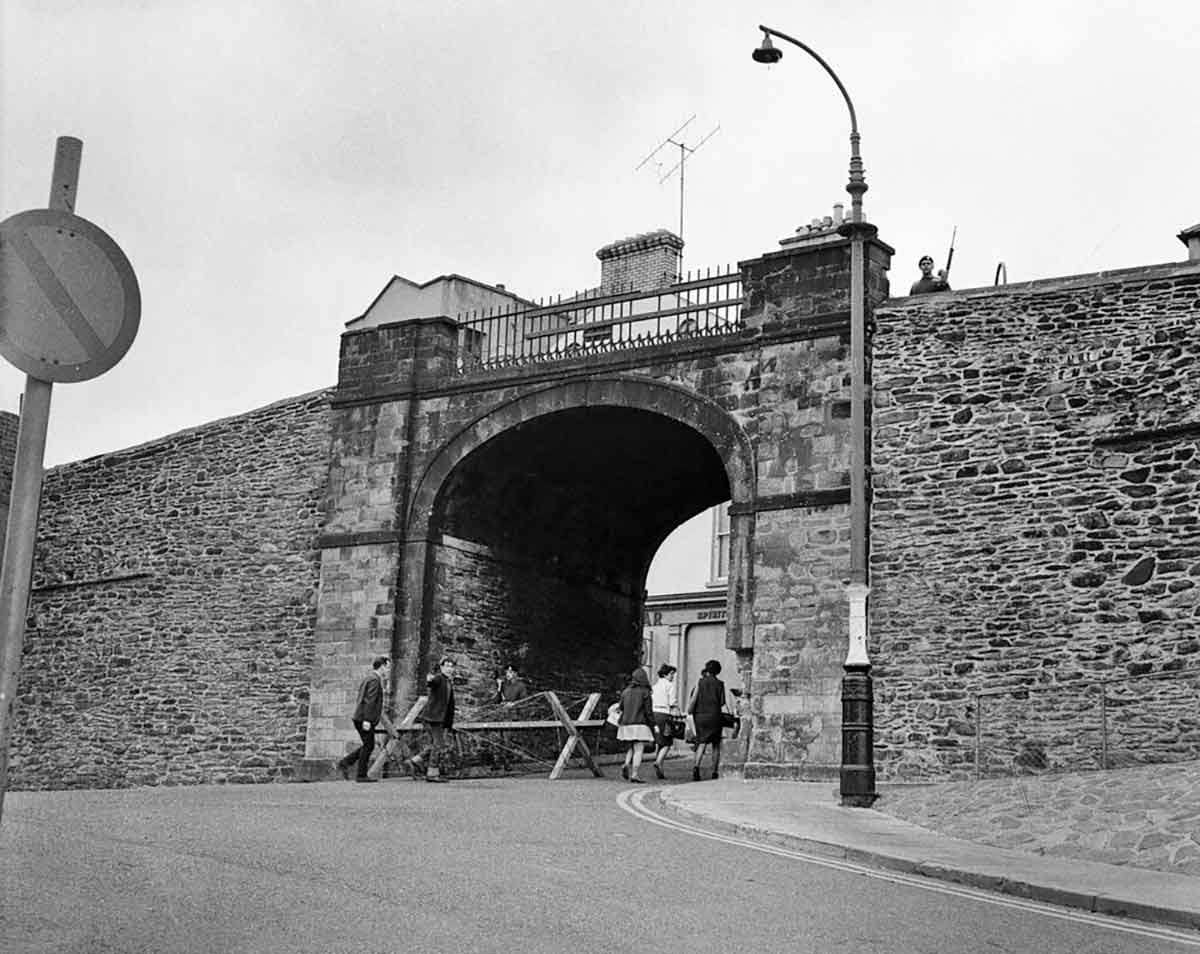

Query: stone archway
left=407, top=375, right=754, bottom=537
left=395, top=375, right=756, bottom=709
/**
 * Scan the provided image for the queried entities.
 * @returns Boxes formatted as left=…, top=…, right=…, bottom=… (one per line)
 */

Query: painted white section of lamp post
left=845, top=582, right=870, bottom=667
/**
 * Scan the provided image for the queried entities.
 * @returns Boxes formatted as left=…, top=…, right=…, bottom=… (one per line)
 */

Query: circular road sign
left=0, top=208, right=140, bottom=383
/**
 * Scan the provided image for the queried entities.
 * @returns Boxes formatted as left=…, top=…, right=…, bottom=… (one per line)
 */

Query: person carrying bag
left=649, top=663, right=680, bottom=779
left=687, top=659, right=729, bottom=781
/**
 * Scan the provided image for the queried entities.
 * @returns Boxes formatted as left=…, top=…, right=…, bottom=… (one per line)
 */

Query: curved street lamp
left=753, top=25, right=877, bottom=806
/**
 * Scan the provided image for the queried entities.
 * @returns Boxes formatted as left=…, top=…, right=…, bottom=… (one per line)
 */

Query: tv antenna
left=635, top=115, right=721, bottom=253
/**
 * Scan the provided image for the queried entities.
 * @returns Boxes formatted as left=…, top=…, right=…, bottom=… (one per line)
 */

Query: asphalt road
left=2, top=770, right=1196, bottom=953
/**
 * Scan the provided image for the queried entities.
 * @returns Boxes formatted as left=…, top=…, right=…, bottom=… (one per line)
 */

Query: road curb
left=650, top=792, right=1200, bottom=934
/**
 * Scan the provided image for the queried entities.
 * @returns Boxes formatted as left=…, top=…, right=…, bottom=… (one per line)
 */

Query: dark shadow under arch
left=408, top=374, right=755, bottom=540
left=401, top=374, right=757, bottom=708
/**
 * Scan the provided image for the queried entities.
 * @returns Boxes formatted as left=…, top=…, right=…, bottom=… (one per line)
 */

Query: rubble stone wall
left=10, top=391, right=331, bottom=789
left=0, top=410, right=18, bottom=541
left=19, top=244, right=1197, bottom=790
left=308, top=234, right=896, bottom=781
left=428, top=536, right=636, bottom=705
left=870, top=262, right=1200, bottom=779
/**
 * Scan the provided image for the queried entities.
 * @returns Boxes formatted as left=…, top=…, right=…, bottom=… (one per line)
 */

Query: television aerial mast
left=635, top=115, right=721, bottom=259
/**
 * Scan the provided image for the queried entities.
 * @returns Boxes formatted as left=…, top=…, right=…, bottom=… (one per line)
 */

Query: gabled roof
left=345, top=274, right=537, bottom=331
left=1178, top=223, right=1200, bottom=244
left=346, top=273, right=533, bottom=328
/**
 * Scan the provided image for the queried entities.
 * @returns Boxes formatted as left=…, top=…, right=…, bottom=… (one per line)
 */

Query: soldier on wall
left=910, top=254, right=951, bottom=294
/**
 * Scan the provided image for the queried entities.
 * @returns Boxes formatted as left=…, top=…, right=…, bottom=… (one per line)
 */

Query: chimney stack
left=596, top=230, right=684, bottom=293
left=1178, top=223, right=1200, bottom=262
left=779, top=204, right=851, bottom=250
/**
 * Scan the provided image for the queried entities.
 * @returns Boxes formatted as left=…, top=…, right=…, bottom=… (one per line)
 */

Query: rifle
left=943, top=226, right=957, bottom=280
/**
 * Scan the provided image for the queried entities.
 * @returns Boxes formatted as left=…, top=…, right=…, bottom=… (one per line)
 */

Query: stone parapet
left=336, top=316, right=460, bottom=402
left=741, top=230, right=892, bottom=328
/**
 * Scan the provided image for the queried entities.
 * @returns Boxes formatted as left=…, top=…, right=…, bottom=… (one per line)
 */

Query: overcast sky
left=3, top=1, right=1198, bottom=592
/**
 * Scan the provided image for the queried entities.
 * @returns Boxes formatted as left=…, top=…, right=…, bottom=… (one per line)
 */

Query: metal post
left=0, top=381, right=52, bottom=821
left=0, top=136, right=80, bottom=822
left=1099, top=683, right=1108, bottom=771
left=840, top=580, right=875, bottom=805
left=848, top=224, right=867, bottom=582
left=974, top=694, right=982, bottom=781
left=753, top=25, right=878, bottom=805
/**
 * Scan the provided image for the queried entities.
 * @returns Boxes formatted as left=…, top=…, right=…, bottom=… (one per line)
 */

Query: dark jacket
left=910, top=275, right=950, bottom=295
left=422, top=671, right=456, bottom=728
left=618, top=670, right=655, bottom=730
left=352, top=671, right=384, bottom=724
left=688, top=672, right=726, bottom=728
left=497, top=676, right=529, bottom=703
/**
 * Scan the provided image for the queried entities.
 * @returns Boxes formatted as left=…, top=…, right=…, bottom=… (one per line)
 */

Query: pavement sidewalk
left=656, top=770, right=1200, bottom=934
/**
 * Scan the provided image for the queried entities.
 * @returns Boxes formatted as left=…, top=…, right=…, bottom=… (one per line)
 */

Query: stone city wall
left=20, top=240, right=1198, bottom=790
left=307, top=233, right=895, bottom=781
left=870, top=262, right=1200, bottom=779
left=10, top=391, right=331, bottom=789
left=0, top=409, right=19, bottom=542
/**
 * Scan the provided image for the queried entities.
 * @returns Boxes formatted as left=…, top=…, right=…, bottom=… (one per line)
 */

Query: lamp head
left=752, top=32, right=782, bottom=64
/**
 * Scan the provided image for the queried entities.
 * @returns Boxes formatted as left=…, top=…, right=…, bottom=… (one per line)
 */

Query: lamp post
left=752, top=25, right=877, bottom=806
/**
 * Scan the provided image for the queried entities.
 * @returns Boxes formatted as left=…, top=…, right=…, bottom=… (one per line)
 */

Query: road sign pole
left=0, top=136, right=81, bottom=822
left=0, top=377, right=53, bottom=820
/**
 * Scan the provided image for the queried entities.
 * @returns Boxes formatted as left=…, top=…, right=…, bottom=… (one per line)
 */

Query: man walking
left=337, top=655, right=390, bottom=783
left=409, top=656, right=456, bottom=782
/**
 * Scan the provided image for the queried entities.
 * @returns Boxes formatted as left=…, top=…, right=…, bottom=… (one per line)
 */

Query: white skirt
left=617, top=724, right=655, bottom=742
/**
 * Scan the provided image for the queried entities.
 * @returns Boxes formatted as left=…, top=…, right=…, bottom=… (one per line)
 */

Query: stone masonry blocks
left=871, top=264, right=1200, bottom=780
left=12, top=391, right=332, bottom=789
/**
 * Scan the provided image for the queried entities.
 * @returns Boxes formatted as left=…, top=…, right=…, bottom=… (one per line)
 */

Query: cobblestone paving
left=876, top=760, right=1200, bottom=877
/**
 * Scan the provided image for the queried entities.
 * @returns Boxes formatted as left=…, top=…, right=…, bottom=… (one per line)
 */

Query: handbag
left=665, top=714, right=686, bottom=739
left=721, top=711, right=739, bottom=731
left=605, top=702, right=621, bottom=727
left=683, top=714, right=696, bottom=744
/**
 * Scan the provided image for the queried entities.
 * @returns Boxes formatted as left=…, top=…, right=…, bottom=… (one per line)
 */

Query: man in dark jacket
left=337, top=655, right=390, bottom=783
left=496, top=664, right=529, bottom=704
left=409, top=656, right=456, bottom=782
left=909, top=254, right=951, bottom=295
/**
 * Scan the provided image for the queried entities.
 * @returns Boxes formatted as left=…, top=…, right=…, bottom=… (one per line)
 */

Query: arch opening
left=423, top=405, right=731, bottom=706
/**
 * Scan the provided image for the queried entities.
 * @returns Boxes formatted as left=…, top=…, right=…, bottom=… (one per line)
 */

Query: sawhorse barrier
left=367, top=691, right=605, bottom=780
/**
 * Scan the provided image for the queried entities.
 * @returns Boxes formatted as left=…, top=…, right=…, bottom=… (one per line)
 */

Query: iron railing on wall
left=972, top=666, right=1200, bottom=780
left=455, top=266, right=743, bottom=372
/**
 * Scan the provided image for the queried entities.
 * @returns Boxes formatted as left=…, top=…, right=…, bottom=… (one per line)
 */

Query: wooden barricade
left=367, top=691, right=604, bottom=780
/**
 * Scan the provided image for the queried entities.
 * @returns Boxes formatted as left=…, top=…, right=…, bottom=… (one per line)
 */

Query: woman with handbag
left=687, top=659, right=730, bottom=781
left=617, top=669, right=656, bottom=783
left=650, top=663, right=679, bottom=779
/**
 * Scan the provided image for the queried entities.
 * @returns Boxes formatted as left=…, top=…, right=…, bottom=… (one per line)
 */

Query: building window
left=709, top=503, right=730, bottom=587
